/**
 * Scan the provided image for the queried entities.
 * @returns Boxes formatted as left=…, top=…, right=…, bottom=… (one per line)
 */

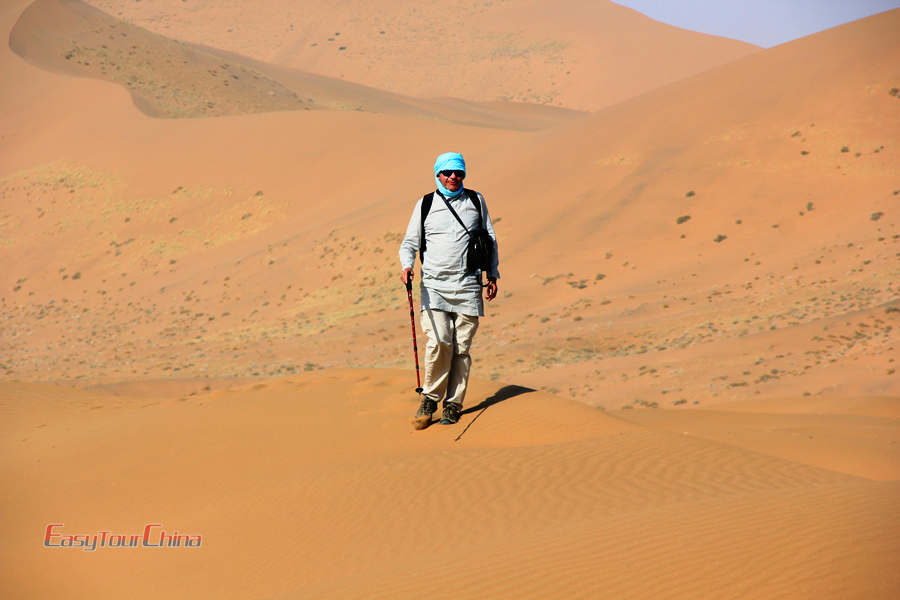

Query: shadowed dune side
left=9, top=0, right=584, bottom=129
left=9, top=0, right=310, bottom=118
left=226, top=49, right=585, bottom=130
left=1, top=370, right=898, bottom=599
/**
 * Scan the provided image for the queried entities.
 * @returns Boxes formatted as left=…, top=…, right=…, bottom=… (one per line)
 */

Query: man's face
left=437, top=170, right=464, bottom=192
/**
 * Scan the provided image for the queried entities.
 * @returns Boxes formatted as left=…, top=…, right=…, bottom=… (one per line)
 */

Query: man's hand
left=400, top=268, right=414, bottom=287
left=485, top=277, right=498, bottom=301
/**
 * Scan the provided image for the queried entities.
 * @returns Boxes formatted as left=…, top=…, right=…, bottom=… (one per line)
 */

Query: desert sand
left=1, top=0, right=898, bottom=598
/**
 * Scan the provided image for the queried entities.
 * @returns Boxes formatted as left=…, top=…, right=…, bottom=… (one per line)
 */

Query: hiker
left=399, top=152, right=500, bottom=426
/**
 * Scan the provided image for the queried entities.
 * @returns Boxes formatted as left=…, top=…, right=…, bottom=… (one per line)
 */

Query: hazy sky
left=612, top=0, right=900, bottom=47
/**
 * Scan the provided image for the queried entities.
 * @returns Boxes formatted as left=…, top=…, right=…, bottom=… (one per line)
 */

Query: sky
left=612, top=0, right=900, bottom=47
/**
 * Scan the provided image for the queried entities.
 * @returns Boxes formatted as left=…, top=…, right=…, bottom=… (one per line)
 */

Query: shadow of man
left=461, top=384, right=535, bottom=415
left=455, top=384, right=536, bottom=441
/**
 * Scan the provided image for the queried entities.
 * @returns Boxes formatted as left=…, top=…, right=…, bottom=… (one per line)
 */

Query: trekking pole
left=405, top=276, right=424, bottom=394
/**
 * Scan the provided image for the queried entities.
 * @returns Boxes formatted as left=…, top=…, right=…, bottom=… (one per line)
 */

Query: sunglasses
left=439, top=170, right=465, bottom=178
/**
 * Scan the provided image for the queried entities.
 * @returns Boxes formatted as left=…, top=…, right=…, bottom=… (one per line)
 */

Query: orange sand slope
left=9, top=0, right=583, bottom=129
left=465, top=8, right=900, bottom=405
left=2, top=370, right=899, bottom=599
left=2, top=0, right=900, bottom=597
left=2, top=5, right=897, bottom=409
left=80, top=0, right=760, bottom=111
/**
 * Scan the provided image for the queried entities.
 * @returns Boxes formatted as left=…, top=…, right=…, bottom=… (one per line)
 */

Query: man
left=399, top=152, right=499, bottom=426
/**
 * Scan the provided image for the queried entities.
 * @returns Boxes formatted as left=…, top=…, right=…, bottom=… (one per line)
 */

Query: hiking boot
left=411, top=397, right=438, bottom=430
left=415, top=398, right=437, bottom=419
left=439, top=402, right=462, bottom=425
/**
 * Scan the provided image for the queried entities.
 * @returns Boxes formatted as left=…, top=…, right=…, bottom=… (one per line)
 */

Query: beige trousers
left=421, top=309, right=479, bottom=407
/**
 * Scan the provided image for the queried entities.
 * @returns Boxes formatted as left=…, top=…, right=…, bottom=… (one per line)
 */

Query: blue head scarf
left=433, top=152, right=466, bottom=198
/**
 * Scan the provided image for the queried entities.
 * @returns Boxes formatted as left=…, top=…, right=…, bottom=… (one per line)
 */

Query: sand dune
left=619, top=399, right=900, bottom=481
left=10, top=0, right=583, bottom=129
left=2, top=0, right=899, bottom=597
left=80, top=0, right=760, bottom=111
left=3, top=371, right=898, bottom=598
left=2, top=4, right=896, bottom=407
left=448, top=8, right=900, bottom=406
left=9, top=0, right=310, bottom=118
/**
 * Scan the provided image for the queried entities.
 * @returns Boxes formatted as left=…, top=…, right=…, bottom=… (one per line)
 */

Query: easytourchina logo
left=44, top=523, right=202, bottom=551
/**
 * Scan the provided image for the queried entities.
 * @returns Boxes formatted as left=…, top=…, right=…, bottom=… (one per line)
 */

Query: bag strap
left=419, top=192, right=434, bottom=257
left=464, top=188, right=484, bottom=230
left=419, top=188, right=482, bottom=259
left=437, top=190, right=472, bottom=236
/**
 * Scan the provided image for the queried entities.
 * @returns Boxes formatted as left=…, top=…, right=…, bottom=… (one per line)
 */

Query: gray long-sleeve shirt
left=399, top=189, right=500, bottom=317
